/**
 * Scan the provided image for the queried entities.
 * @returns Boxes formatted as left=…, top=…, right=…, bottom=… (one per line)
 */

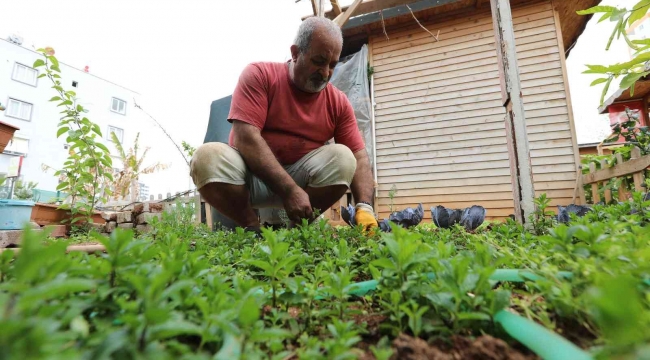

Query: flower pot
left=0, top=199, right=35, bottom=230
left=0, top=121, right=20, bottom=153
left=30, top=203, right=105, bottom=227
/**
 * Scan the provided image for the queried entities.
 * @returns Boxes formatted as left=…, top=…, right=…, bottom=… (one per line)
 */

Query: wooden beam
left=0, top=244, right=107, bottom=254
left=306, top=0, right=424, bottom=20
left=552, top=4, right=585, bottom=205
left=334, top=0, right=364, bottom=28
left=331, top=0, right=342, bottom=15
left=490, top=0, right=536, bottom=224
left=311, top=0, right=318, bottom=16
left=582, top=153, right=650, bottom=184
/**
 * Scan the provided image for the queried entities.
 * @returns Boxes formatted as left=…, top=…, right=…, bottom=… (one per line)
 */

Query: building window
left=5, top=98, right=33, bottom=121
left=3, top=137, right=29, bottom=156
left=12, top=63, right=38, bottom=86
left=111, top=97, right=126, bottom=115
left=107, top=126, right=124, bottom=143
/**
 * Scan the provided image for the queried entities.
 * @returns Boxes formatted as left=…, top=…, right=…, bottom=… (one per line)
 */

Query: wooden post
left=490, top=0, right=536, bottom=224
left=600, top=159, right=612, bottom=204
left=615, top=153, right=630, bottom=201
left=631, top=147, right=645, bottom=192
left=194, top=191, right=202, bottom=225
left=333, top=0, right=363, bottom=27
left=589, top=162, right=600, bottom=204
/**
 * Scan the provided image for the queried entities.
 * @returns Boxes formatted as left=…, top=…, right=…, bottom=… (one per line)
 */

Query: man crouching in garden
left=190, top=17, right=377, bottom=233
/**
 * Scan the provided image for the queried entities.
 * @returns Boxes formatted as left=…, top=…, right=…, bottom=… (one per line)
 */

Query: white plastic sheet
left=330, top=45, right=374, bottom=169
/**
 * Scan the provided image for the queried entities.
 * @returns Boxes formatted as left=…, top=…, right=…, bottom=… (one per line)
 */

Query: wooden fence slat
left=600, top=159, right=612, bottom=204
left=615, top=153, right=630, bottom=201
left=589, top=163, right=600, bottom=204
left=583, top=151, right=650, bottom=185
left=631, top=147, right=645, bottom=192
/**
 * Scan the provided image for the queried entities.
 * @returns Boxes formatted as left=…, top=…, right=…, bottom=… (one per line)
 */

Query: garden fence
left=581, top=147, right=650, bottom=204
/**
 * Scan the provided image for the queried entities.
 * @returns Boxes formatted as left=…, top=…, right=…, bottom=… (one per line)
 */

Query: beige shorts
left=190, top=143, right=357, bottom=209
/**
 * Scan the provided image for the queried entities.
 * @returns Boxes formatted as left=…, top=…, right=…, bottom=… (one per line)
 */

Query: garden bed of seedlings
left=0, top=195, right=649, bottom=359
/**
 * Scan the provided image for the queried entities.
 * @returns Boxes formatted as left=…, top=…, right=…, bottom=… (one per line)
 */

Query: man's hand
left=354, top=203, right=378, bottom=234
left=283, top=186, right=314, bottom=222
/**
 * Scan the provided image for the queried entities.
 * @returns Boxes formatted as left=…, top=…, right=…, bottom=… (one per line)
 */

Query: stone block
left=101, top=212, right=118, bottom=221
left=118, top=223, right=134, bottom=229
left=0, top=229, right=41, bottom=248
left=149, top=203, right=165, bottom=213
left=116, top=211, right=132, bottom=224
left=136, top=212, right=161, bottom=225
left=45, top=225, right=67, bottom=238
left=105, top=221, right=117, bottom=233
left=135, top=224, right=152, bottom=233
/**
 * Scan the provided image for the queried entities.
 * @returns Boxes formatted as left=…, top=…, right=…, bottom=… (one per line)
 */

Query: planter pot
left=0, top=121, right=20, bottom=153
left=0, top=199, right=35, bottom=230
left=31, top=203, right=105, bottom=227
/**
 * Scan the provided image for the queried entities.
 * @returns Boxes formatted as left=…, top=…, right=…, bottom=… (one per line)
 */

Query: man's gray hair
left=294, top=17, right=343, bottom=53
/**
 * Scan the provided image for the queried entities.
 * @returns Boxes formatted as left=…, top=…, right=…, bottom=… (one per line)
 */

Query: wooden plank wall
left=370, top=1, right=578, bottom=220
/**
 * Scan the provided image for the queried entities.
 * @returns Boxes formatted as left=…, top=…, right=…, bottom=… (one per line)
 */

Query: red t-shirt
left=228, top=62, right=365, bottom=165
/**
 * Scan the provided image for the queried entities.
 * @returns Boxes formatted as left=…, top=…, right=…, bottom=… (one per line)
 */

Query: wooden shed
left=312, top=0, right=598, bottom=221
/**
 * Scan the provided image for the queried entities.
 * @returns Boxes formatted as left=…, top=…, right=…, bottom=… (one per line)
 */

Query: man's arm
left=350, top=149, right=374, bottom=205
left=231, top=120, right=313, bottom=221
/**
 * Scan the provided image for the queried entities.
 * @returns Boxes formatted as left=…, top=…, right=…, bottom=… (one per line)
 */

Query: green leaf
left=33, top=59, right=45, bottom=68
left=149, top=320, right=202, bottom=340
left=457, top=312, right=491, bottom=321
left=620, top=72, right=650, bottom=96
left=590, top=78, right=609, bottom=86
left=371, top=258, right=395, bottom=270
left=19, top=278, right=95, bottom=306
left=37, top=73, right=46, bottom=79
left=600, top=77, right=613, bottom=105
left=49, top=56, right=59, bottom=68
left=239, top=296, right=260, bottom=327
left=629, top=1, right=650, bottom=26
left=57, top=127, right=70, bottom=138
left=51, top=65, right=61, bottom=73
left=577, top=5, right=617, bottom=15
left=248, top=259, right=272, bottom=273
left=50, top=96, right=62, bottom=102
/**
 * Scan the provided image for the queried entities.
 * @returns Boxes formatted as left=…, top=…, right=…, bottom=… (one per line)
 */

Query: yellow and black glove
left=354, top=203, right=379, bottom=235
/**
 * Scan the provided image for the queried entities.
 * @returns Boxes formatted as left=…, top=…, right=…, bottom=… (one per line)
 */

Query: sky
left=0, top=0, right=639, bottom=196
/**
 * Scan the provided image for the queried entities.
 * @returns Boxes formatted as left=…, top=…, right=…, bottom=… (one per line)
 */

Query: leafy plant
left=12, top=180, right=38, bottom=201
left=579, top=2, right=650, bottom=104
left=110, top=132, right=169, bottom=201
left=530, top=193, right=555, bottom=235
left=32, top=47, right=113, bottom=230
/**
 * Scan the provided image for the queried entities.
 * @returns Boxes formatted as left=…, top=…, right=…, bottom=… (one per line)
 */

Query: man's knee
left=309, top=144, right=357, bottom=187
left=190, top=143, right=247, bottom=189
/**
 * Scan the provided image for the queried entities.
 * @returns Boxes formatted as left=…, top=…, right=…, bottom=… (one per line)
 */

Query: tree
left=110, top=132, right=169, bottom=202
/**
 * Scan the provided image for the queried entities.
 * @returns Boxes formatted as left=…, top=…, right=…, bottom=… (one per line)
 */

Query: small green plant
left=182, top=141, right=196, bottom=159
left=530, top=193, right=554, bottom=235
left=32, top=47, right=113, bottom=231
left=13, top=180, right=38, bottom=201
left=388, top=184, right=398, bottom=213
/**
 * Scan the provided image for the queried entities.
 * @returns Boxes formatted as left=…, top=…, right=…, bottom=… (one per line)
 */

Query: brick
left=105, top=221, right=117, bottom=233
left=117, top=223, right=133, bottom=229
left=116, top=211, right=133, bottom=224
left=0, top=229, right=41, bottom=248
left=149, top=203, right=164, bottom=213
left=101, top=212, right=118, bottom=221
left=135, top=224, right=152, bottom=233
left=45, top=225, right=67, bottom=238
left=133, top=203, right=150, bottom=214
left=136, top=213, right=161, bottom=225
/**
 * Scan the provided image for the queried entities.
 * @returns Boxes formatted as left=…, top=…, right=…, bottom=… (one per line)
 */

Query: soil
left=388, top=333, right=539, bottom=360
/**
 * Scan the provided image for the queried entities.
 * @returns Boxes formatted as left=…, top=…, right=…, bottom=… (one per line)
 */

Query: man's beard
left=303, top=76, right=328, bottom=93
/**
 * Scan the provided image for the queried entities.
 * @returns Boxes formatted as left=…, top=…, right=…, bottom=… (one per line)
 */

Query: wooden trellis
left=582, top=147, right=650, bottom=203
